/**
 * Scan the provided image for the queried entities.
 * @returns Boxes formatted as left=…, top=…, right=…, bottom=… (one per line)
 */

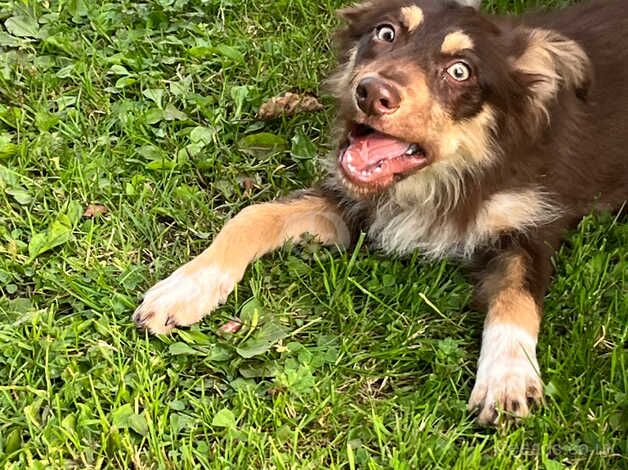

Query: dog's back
left=523, top=0, right=628, bottom=212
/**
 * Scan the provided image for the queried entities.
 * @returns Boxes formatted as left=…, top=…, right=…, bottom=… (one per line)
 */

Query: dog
left=133, top=0, right=628, bottom=425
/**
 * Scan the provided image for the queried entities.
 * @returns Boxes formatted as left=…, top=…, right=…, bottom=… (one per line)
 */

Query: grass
left=0, top=0, right=625, bottom=468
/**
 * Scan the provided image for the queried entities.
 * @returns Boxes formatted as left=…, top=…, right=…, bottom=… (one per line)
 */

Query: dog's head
left=328, top=0, right=591, bottom=197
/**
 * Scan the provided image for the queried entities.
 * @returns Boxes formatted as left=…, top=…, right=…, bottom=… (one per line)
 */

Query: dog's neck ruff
left=368, top=166, right=561, bottom=259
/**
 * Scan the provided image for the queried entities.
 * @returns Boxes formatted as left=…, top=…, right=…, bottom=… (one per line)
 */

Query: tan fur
left=441, top=31, right=474, bottom=54
left=513, top=28, right=590, bottom=123
left=401, top=5, right=424, bottom=32
left=477, top=189, right=560, bottom=234
left=185, top=196, right=349, bottom=280
left=480, top=253, right=540, bottom=335
left=438, top=104, right=498, bottom=167
left=487, top=288, right=540, bottom=335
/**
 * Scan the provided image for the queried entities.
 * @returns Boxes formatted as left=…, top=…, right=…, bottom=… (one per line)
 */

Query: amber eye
left=446, top=62, right=471, bottom=81
left=375, top=24, right=396, bottom=43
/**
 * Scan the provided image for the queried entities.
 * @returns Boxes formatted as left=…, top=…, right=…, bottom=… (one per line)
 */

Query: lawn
left=0, top=0, right=626, bottom=468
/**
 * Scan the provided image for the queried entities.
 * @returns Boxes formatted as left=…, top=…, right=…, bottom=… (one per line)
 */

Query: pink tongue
left=343, top=131, right=410, bottom=169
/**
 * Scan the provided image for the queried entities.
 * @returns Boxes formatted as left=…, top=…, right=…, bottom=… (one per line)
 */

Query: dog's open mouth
left=338, top=124, right=429, bottom=190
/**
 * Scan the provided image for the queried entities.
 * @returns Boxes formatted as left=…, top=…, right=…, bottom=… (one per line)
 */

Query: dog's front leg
left=468, top=247, right=551, bottom=424
left=133, top=191, right=351, bottom=334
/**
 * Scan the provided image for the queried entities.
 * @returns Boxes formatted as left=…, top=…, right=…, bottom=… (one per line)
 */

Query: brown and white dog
left=134, top=0, right=628, bottom=424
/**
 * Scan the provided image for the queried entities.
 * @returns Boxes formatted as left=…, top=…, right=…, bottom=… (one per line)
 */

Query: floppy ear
left=513, top=29, right=591, bottom=114
left=337, top=1, right=374, bottom=22
left=338, top=0, right=482, bottom=20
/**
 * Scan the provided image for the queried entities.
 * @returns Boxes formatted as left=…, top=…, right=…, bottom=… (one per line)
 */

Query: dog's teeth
left=374, top=166, right=382, bottom=173
left=405, top=144, right=419, bottom=155
left=348, top=163, right=357, bottom=173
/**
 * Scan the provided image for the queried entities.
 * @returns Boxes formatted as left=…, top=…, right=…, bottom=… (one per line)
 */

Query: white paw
left=468, top=323, right=543, bottom=425
left=133, top=264, right=234, bottom=335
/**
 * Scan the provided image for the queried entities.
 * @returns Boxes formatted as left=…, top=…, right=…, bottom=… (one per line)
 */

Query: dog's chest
left=367, top=187, right=559, bottom=259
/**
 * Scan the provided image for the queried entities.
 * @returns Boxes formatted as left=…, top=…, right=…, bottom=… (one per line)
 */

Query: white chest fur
left=369, top=180, right=560, bottom=259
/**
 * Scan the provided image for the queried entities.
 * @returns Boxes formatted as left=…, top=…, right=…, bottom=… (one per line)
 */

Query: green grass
left=0, top=0, right=625, bottom=468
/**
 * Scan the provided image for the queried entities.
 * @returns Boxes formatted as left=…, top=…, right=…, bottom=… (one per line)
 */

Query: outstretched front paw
left=468, top=324, right=543, bottom=425
left=133, top=264, right=235, bottom=335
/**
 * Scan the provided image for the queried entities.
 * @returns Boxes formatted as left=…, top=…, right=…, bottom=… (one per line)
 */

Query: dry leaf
left=239, top=176, right=256, bottom=194
left=219, top=319, right=242, bottom=334
left=83, top=204, right=108, bottom=218
left=258, top=92, right=323, bottom=119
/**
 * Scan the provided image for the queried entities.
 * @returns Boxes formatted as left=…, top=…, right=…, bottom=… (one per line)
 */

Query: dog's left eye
left=446, top=62, right=471, bottom=81
left=375, top=24, right=396, bottom=43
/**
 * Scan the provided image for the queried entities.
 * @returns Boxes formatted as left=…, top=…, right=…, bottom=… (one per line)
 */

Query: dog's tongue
left=344, top=131, right=411, bottom=168
left=340, top=131, right=424, bottom=186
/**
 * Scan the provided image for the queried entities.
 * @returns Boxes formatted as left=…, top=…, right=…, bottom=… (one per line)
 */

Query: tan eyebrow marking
left=441, top=31, right=475, bottom=54
left=401, top=5, right=424, bottom=32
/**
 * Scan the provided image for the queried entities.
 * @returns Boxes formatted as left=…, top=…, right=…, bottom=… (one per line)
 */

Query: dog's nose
left=355, top=77, right=401, bottom=116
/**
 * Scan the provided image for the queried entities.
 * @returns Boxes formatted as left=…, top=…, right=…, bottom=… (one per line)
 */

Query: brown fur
left=135, top=0, right=628, bottom=425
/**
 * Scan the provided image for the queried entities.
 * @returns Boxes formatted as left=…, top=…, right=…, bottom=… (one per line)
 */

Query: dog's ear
left=334, top=1, right=378, bottom=61
left=512, top=28, right=592, bottom=114
left=338, top=0, right=482, bottom=21
left=336, top=1, right=373, bottom=23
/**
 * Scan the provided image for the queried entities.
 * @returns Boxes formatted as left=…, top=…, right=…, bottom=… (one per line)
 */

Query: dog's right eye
left=375, top=24, right=396, bottom=43
left=446, top=62, right=472, bottom=82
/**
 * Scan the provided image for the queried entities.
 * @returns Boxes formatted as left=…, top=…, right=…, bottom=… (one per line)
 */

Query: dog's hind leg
left=133, top=191, right=351, bottom=334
